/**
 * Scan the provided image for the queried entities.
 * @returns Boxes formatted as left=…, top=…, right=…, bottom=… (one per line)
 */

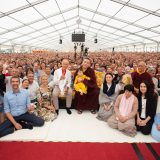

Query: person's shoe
left=90, top=110, right=96, bottom=114
left=19, top=121, right=33, bottom=130
left=56, top=110, right=59, bottom=115
left=66, top=108, right=72, bottom=114
left=77, top=110, right=83, bottom=114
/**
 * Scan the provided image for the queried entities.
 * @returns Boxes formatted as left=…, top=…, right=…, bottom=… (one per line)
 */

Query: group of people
left=0, top=51, right=159, bottom=141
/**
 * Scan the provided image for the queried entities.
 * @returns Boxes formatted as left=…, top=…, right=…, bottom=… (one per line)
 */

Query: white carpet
left=0, top=110, right=158, bottom=142
left=0, top=122, right=51, bottom=141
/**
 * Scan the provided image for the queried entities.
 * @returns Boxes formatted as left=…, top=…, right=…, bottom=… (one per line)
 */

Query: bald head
left=138, top=61, right=146, bottom=67
left=138, top=61, right=147, bottom=73
left=62, top=59, right=69, bottom=69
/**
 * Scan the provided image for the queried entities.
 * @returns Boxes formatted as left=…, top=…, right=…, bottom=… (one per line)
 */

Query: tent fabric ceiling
left=0, top=0, right=160, bottom=51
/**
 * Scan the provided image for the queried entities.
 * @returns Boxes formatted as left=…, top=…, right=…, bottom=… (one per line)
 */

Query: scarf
left=59, top=68, right=67, bottom=92
left=62, top=68, right=66, bottom=76
left=137, top=69, right=145, bottom=75
left=119, top=94, right=135, bottom=116
left=103, top=81, right=116, bottom=97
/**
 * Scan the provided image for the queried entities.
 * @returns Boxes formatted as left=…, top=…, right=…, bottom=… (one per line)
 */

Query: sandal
left=77, top=110, right=83, bottom=114
left=91, top=110, right=96, bottom=114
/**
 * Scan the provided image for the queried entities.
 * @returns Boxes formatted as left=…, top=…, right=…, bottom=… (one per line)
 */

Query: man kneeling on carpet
left=108, top=84, right=138, bottom=137
left=0, top=76, right=44, bottom=138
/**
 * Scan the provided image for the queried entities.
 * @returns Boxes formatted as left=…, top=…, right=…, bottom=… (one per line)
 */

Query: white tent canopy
left=0, top=0, right=160, bottom=52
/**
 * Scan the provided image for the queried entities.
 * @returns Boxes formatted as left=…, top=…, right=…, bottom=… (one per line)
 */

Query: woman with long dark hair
left=136, top=81, right=158, bottom=135
left=97, top=73, right=121, bottom=121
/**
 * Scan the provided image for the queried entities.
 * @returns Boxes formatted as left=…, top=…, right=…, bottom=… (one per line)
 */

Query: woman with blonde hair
left=36, top=74, right=57, bottom=121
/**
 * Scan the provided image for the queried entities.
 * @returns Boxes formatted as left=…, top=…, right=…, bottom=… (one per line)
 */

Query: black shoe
left=77, top=110, right=82, bottom=114
left=90, top=110, right=96, bottom=114
left=56, top=110, right=59, bottom=115
left=19, top=121, right=33, bottom=130
left=66, top=108, right=72, bottom=114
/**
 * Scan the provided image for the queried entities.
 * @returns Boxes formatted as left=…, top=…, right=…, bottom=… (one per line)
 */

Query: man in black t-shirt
left=0, top=64, right=6, bottom=94
left=0, top=63, right=5, bottom=124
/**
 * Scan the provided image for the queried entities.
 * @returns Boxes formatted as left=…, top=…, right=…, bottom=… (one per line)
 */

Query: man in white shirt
left=52, top=59, right=72, bottom=115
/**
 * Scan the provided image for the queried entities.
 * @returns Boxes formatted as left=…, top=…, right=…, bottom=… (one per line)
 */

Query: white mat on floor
left=46, top=110, right=157, bottom=143
left=0, top=110, right=158, bottom=142
left=0, top=122, right=51, bottom=141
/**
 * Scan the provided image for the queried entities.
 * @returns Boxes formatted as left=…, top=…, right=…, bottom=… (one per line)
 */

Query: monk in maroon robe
left=74, top=58, right=99, bottom=114
left=131, top=61, right=154, bottom=94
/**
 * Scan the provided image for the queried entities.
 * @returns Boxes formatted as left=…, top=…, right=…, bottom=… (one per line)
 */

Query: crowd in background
left=0, top=51, right=160, bottom=141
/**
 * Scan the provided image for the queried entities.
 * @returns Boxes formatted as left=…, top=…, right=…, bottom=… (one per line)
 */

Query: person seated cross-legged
left=0, top=76, right=44, bottom=138
left=108, top=84, right=138, bottom=137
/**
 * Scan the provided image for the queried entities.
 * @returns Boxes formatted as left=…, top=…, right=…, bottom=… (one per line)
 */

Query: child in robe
left=74, top=70, right=90, bottom=95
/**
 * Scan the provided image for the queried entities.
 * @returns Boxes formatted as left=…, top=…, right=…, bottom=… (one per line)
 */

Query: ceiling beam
left=80, top=16, right=158, bottom=43
left=16, top=24, right=77, bottom=45
left=110, top=0, right=160, bottom=17
left=34, top=32, right=72, bottom=46
left=79, top=5, right=160, bottom=35
left=1, top=16, right=78, bottom=44
left=80, top=22, right=136, bottom=42
left=79, top=24, right=127, bottom=44
left=0, top=5, right=78, bottom=35
left=0, top=0, right=49, bottom=18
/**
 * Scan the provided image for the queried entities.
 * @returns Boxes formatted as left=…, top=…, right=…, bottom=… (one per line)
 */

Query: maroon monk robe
left=74, top=67, right=99, bottom=111
left=131, top=71, right=154, bottom=89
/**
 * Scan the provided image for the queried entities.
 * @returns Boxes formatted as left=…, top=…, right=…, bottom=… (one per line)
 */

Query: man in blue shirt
left=0, top=76, right=44, bottom=138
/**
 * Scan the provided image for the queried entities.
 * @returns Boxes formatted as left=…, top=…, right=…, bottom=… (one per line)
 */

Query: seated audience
left=0, top=51, right=160, bottom=139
